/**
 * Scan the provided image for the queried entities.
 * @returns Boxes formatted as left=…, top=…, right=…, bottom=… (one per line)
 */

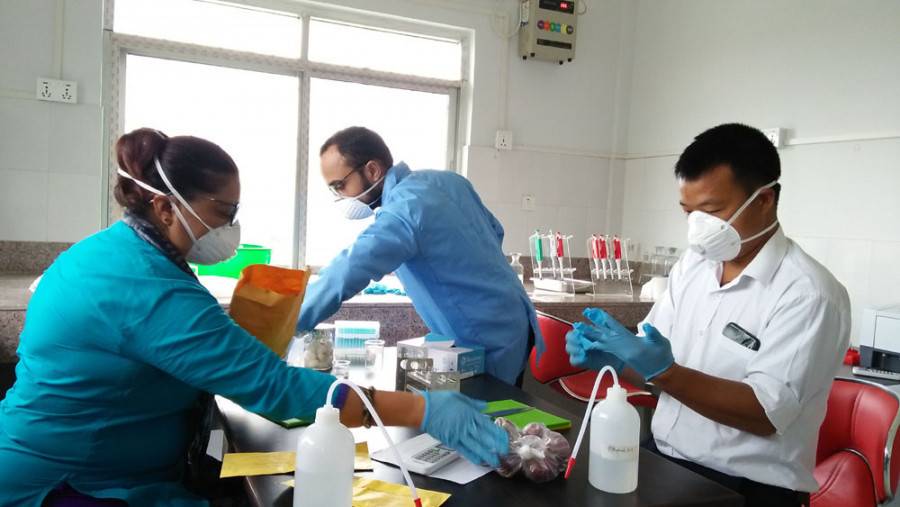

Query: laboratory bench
left=215, top=348, right=743, bottom=507
left=0, top=273, right=653, bottom=362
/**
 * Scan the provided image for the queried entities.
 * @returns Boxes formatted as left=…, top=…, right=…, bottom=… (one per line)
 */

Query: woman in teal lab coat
left=0, top=128, right=507, bottom=507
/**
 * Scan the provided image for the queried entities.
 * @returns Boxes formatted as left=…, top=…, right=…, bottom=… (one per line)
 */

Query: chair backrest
left=817, top=377, right=900, bottom=503
left=529, top=311, right=585, bottom=384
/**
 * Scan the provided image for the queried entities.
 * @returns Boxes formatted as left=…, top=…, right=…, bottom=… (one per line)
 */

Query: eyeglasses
left=328, top=163, right=366, bottom=198
left=204, top=197, right=240, bottom=226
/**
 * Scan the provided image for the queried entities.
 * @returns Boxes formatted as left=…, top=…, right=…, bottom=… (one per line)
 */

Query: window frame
left=101, top=0, right=470, bottom=267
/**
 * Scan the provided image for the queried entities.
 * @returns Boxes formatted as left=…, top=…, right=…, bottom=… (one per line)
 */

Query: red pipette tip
left=414, top=498, right=423, bottom=507
left=564, top=457, right=576, bottom=479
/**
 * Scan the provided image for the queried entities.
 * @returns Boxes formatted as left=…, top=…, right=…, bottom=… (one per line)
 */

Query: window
left=123, top=55, right=299, bottom=267
left=114, top=0, right=302, bottom=58
left=305, top=79, right=451, bottom=265
left=308, top=19, right=462, bottom=80
left=107, top=0, right=465, bottom=267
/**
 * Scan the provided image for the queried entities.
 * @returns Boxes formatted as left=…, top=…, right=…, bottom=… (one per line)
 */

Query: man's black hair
left=320, top=126, right=393, bottom=170
left=675, top=123, right=781, bottom=201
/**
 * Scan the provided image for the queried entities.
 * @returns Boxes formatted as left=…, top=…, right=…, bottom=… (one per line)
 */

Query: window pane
left=115, top=0, right=302, bottom=58
left=306, top=78, right=450, bottom=266
left=124, top=55, right=299, bottom=267
left=308, top=19, right=461, bottom=80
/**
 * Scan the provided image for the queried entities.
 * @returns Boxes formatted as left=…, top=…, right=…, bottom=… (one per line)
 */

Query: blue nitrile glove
left=565, top=328, right=625, bottom=372
left=419, top=391, right=510, bottom=468
left=576, top=308, right=675, bottom=380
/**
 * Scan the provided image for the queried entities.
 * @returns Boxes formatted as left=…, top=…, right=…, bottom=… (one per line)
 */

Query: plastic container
left=294, top=406, right=354, bottom=507
left=302, top=324, right=335, bottom=370
left=334, top=321, right=380, bottom=364
left=195, top=244, right=272, bottom=278
left=509, top=253, right=525, bottom=284
left=589, top=384, right=640, bottom=493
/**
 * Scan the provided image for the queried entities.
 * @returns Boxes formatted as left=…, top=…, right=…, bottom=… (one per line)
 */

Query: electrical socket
left=495, top=130, right=513, bottom=150
left=762, top=128, right=783, bottom=148
left=35, top=78, right=78, bottom=104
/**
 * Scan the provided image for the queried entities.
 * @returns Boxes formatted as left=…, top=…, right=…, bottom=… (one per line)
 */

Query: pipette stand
left=588, top=235, right=635, bottom=299
left=531, top=231, right=580, bottom=295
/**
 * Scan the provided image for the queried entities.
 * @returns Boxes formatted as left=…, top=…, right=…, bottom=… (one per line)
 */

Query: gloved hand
left=565, top=328, right=625, bottom=372
left=575, top=308, right=675, bottom=380
left=419, top=391, right=510, bottom=468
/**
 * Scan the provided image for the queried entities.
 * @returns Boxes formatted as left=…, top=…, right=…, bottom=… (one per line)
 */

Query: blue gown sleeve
left=119, top=281, right=336, bottom=421
left=297, top=210, right=419, bottom=331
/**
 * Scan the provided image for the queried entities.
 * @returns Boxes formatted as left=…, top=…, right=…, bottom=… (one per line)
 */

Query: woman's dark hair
left=320, top=126, right=393, bottom=169
left=114, top=128, right=238, bottom=217
left=675, top=123, right=781, bottom=202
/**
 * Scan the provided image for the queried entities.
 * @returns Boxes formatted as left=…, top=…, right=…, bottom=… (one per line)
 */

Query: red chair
left=528, top=311, right=656, bottom=408
left=812, top=377, right=900, bottom=507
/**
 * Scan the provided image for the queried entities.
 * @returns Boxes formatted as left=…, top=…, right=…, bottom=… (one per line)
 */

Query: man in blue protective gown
left=298, top=126, right=541, bottom=385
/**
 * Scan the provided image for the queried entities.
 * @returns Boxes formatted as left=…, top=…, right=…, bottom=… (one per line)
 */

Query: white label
left=600, top=443, right=638, bottom=461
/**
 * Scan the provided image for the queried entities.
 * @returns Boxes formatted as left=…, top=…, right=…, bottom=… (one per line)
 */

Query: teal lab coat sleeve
left=120, top=282, right=336, bottom=421
left=298, top=211, right=419, bottom=332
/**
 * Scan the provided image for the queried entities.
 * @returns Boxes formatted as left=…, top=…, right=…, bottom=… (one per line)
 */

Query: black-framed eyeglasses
left=204, top=197, right=240, bottom=226
left=328, top=163, right=366, bottom=198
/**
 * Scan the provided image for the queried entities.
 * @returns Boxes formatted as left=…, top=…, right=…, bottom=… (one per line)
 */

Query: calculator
left=396, top=433, right=460, bottom=475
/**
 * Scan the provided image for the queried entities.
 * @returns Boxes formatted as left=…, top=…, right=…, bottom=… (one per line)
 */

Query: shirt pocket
left=710, top=332, right=757, bottom=381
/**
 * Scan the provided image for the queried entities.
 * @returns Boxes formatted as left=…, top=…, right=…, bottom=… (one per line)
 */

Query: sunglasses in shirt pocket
left=722, top=322, right=761, bottom=352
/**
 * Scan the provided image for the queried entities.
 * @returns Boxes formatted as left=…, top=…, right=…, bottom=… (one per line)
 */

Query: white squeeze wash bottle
left=293, top=405, right=354, bottom=507
left=564, top=365, right=640, bottom=494
left=294, top=380, right=423, bottom=507
left=588, top=381, right=640, bottom=493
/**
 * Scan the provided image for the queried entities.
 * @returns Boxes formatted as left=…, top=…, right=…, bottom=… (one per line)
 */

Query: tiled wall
left=467, top=145, right=625, bottom=259
left=0, top=0, right=103, bottom=243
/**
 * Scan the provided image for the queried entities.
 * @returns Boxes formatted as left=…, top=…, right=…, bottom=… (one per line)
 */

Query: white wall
left=0, top=0, right=103, bottom=242
left=621, top=0, right=900, bottom=343
left=0, top=0, right=631, bottom=257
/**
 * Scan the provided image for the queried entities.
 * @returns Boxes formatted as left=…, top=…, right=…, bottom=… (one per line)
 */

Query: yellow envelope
left=281, top=476, right=451, bottom=507
left=220, top=442, right=373, bottom=478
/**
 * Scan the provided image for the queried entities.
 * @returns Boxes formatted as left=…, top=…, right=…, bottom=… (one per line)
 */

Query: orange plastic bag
left=228, top=264, right=310, bottom=357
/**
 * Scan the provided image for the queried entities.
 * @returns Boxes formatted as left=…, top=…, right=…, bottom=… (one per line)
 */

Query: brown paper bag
left=228, top=264, right=310, bottom=357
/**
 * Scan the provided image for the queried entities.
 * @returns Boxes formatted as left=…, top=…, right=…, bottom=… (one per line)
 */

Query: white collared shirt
left=642, top=227, right=850, bottom=492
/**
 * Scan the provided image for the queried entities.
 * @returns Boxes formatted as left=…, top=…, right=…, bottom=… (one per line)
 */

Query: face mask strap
left=117, top=168, right=166, bottom=196
left=169, top=201, right=200, bottom=243
left=154, top=158, right=213, bottom=232
left=336, top=173, right=386, bottom=204
left=726, top=180, right=779, bottom=225
left=740, top=220, right=779, bottom=244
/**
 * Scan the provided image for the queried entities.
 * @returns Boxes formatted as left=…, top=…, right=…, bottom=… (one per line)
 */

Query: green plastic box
left=194, top=244, right=272, bottom=278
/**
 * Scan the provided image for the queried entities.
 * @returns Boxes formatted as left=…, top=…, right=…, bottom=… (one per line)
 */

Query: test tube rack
left=587, top=234, right=634, bottom=298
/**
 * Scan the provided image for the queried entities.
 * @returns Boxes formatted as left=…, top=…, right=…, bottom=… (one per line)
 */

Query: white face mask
left=117, top=160, right=241, bottom=265
left=686, top=180, right=779, bottom=262
left=336, top=174, right=385, bottom=221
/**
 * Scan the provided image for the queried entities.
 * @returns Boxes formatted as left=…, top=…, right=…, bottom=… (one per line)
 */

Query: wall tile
left=0, top=170, right=48, bottom=241
left=47, top=172, right=100, bottom=242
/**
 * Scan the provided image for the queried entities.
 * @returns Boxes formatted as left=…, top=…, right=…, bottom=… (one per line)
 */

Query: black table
left=216, top=351, right=743, bottom=507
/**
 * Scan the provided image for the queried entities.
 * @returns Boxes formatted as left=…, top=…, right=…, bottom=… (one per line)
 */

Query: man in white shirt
left=567, top=123, right=850, bottom=507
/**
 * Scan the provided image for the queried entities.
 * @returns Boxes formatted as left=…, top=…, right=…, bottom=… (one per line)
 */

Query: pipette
left=555, top=232, right=565, bottom=278
left=613, top=236, right=623, bottom=280
left=547, top=230, right=558, bottom=278
left=590, top=235, right=602, bottom=278
left=599, top=235, right=610, bottom=280
left=533, top=231, right=544, bottom=279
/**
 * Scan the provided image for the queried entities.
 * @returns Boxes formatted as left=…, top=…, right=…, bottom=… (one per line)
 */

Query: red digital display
left=560, top=2, right=569, bottom=9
